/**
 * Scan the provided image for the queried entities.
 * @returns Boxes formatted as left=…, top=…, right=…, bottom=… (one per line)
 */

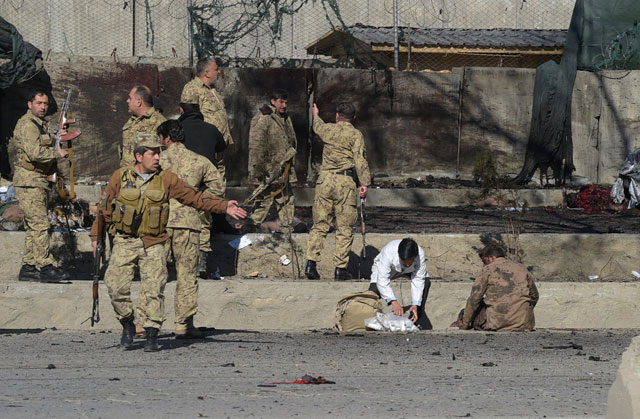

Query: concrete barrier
left=607, top=336, right=640, bottom=419
left=1, top=280, right=639, bottom=331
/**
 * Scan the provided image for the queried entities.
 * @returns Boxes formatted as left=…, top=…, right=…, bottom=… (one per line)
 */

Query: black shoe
left=304, top=260, right=320, bottom=280
left=120, top=317, right=136, bottom=348
left=39, top=264, right=69, bottom=283
left=197, top=251, right=210, bottom=278
left=18, top=264, right=40, bottom=282
left=334, top=267, right=352, bottom=281
left=144, top=327, right=160, bottom=352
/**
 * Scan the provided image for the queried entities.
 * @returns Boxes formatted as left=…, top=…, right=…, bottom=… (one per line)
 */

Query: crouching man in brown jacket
left=90, top=135, right=246, bottom=352
left=452, top=244, right=539, bottom=331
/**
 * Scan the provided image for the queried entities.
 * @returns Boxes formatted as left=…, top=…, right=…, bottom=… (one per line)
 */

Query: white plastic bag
left=364, top=311, right=419, bottom=332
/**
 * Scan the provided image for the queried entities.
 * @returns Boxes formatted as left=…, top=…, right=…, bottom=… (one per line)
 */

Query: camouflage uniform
left=90, top=155, right=229, bottom=330
left=154, top=142, right=224, bottom=332
left=181, top=78, right=233, bottom=247
left=462, top=257, right=539, bottom=331
left=181, top=78, right=234, bottom=146
left=306, top=117, right=371, bottom=268
left=11, top=111, right=67, bottom=269
left=248, top=104, right=297, bottom=233
left=120, top=107, right=166, bottom=169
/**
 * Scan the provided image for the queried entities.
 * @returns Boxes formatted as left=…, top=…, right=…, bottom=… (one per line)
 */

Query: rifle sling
left=251, top=162, right=291, bottom=204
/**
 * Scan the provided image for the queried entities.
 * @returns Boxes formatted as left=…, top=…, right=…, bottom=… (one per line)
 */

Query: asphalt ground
left=0, top=328, right=636, bottom=418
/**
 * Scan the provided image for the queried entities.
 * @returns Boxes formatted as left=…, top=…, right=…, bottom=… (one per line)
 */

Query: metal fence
left=1, top=0, right=575, bottom=70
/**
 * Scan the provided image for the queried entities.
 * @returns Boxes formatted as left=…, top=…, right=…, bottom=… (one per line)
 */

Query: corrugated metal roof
left=346, top=25, right=567, bottom=48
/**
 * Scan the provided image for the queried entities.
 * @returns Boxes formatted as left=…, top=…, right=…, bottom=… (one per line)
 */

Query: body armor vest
left=111, top=170, right=169, bottom=236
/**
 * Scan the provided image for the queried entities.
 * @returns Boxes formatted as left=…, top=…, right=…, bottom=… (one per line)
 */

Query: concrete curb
left=1, top=280, right=639, bottom=331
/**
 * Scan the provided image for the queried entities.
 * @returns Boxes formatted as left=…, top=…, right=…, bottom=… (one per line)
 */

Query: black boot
left=144, top=327, right=160, bottom=352
left=120, top=317, right=136, bottom=349
left=18, top=264, right=40, bottom=282
left=197, top=251, right=209, bottom=278
left=304, top=260, right=320, bottom=280
left=334, top=267, right=352, bottom=281
left=176, top=317, right=205, bottom=340
left=39, top=264, right=69, bottom=283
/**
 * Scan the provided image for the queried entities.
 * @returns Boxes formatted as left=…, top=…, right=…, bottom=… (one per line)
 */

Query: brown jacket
left=90, top=168, right=228, bottom=248
left=462, top=257, right=539, bottom=331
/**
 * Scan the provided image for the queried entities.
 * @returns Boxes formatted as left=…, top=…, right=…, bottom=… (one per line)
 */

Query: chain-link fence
left=1, top=0, right=575, bottom=70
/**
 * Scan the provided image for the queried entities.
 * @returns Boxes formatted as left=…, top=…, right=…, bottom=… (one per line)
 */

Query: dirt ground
left=292, top=206, right=639, bottom=234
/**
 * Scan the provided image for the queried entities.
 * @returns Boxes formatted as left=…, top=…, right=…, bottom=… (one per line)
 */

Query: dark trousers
left=368, top=278, right=432, bottom=330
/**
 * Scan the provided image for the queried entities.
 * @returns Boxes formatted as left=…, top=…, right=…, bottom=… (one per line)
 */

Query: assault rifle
left=91, top=209, right=106, bottom=326
left=245, top=148, right=296, bottom=205
left=49, top=89, right=81, bottom=200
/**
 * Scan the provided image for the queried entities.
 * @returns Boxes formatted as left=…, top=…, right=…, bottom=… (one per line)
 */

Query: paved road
left=0, top=328, right=636, bottom=418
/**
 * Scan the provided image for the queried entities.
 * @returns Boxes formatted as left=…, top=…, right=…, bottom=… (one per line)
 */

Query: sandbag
left=334, top=290, right=384, bottom=332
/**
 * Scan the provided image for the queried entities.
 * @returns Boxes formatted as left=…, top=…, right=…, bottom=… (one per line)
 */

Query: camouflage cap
left=135, top=133, right=162, bottom=149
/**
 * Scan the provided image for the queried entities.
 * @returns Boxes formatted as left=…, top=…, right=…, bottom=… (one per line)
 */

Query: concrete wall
left=2, top=63, right=639, bottom=184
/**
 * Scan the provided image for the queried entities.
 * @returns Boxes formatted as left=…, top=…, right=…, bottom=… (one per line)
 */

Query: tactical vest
left=111, top=170, right=169, bottom=236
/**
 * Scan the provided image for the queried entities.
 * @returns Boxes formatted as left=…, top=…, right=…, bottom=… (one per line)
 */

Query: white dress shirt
left=370, top=239, right=429, bottom=306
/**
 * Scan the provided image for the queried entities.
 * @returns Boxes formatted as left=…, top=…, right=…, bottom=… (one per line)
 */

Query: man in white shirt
left=368, top=238, right=431, bottom=329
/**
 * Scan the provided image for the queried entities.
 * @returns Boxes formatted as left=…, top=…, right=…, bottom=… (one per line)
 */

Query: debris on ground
left=542, top=343, right=583, bottom=350
left=279, top=255, right=291, bottom=266
left=566, top=185, right=619, bottom=214
left=228, top=235, right=253, bottom=250
left=271, top=375, right=335, bottom=385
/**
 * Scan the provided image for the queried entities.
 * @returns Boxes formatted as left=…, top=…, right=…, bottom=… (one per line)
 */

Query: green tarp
left=0, top=15, right=42, bottom=89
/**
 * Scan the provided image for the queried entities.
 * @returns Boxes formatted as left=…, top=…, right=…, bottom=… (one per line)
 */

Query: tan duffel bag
left=334, top=291, right=384, bottom=332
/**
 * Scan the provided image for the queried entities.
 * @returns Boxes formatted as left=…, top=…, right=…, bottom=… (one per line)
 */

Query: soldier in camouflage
left=178, top=102, right=227, bottom=278
left=181, top=58, right=237, bottom=249
left=90, top=135, right=246, bottom=352
left=120, top=85, right=166, bottom=169
left=452, top=243, right=539, bottom=331
left=180, top=58, right=233, bottom=173
left=304, top=103, right=371, bottom=281
left=247, top=89, right=297, bottom=234
left=11, top=90, right=70, bottom=283
left=156, top=119, right=224, bottom=339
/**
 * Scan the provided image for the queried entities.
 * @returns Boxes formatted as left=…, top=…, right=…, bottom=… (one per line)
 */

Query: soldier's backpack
left=334, top=291, right=384, bottom=332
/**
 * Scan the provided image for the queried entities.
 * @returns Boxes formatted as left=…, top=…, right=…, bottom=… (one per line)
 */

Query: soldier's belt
left=334, top=168, right=355, bottom=177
